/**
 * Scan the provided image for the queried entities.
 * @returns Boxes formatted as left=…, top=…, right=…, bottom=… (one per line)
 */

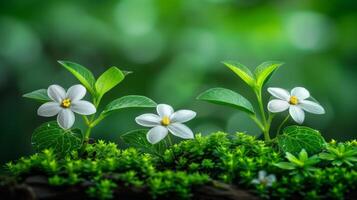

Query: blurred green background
left=1, top=0, right=356, bottom=164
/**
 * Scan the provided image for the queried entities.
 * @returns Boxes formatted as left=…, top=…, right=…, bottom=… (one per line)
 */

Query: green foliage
left=102, top=95, right=157, bottom=116
left=196, top=87, right=255, bottom=114
left=58, top=60, right=96, bottom=95
left=4, top=132, right=356, bottom=199
left=319, top=142, right=357, bottom=166
left=149, top=171, right=209, bottom=199
left=31, top=121, right=83, bottom=157
left=25, top=60, right=156, bottom=156
left=274, top=149, right=320, bottom=176
left=254, top=61, right=284, bottom=90
left=198, top=60, right=289, bottom=142
left=277, top=126, right=325, bottom=155
left=222, top=61, right=256, bottom=87
left=120, top=129, right=167, bottom=156
left=22, top=89, right=51, bottom=102
left=95, top=67, right=125, bottom=100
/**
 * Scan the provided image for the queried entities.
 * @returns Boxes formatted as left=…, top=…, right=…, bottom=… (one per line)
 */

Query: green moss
left=3, top=133, right=357, bottom=199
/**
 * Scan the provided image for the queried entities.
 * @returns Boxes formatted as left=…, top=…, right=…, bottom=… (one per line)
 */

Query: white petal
left=135, top=114, right=161, bottom=127
left=267, top=87, right=290, bottom=101
left=289, top=106, right=305, bottom=124
left=167, top=123, right=194, bottom=139
left=37, top=102, right=61, bottom=117
left=57, top=109, right=75, bottom=129
left=48, top=85, right=66, bottom=103
left=71, top=100, right=96, bottom=115
left=267, top=100, right=290, bottom=113
left=146, top=126, right=168, bottom=144
left=170, top=110, right=196, bottom=123
left=266, top=175, right=276, bottom=185
left=299, top=100, right=325, bottom=114
left=258, top=170, right=267, bottom=180
left=157, top=104, right=174, bottom=117
left=291, top=87, right=310, bottom=100
left=251, top=179, right=260, bottom=185
left=66, top=84, right=86, bottom=101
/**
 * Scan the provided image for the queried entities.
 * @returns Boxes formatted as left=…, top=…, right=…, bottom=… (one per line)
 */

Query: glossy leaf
left=102, top=95, right=157, bottom=115
left=58, top=60, right=96, bottom=95
left=222, top=61, right=255, bottom=87
left=197, top=87, right=254, bottom=114
left=23, top=89, right=51, bottom=102
left=254, top=61, right=284, bottom=88
left=31, top=121, right=83, bottom=157
left=95, top=67, right=125, bottom=97
left=121, top=129, right=167, bottom=156
left=277, top=126, right=325, bottom=155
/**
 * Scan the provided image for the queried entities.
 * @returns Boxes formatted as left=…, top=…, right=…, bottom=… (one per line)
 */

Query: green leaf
left=95, top=67, right=125, bottom=97
left=58, top=60, right=96, bottom=95
left=121, top=129, right=167, bottom=156
left=277, top=126, right=325, bottom=155
left=222, top=61, right=255, bottom=87
left=102, top=95, right=157, bottom=116
left=197, top=87, right=254, bottom=114
left=31, top=121, right=83, bottom=157
left=23, top=89, right=51, bottom=102
left=274, top=162, right=296, bottom=170
left=254, top=61, right=284, bottom=88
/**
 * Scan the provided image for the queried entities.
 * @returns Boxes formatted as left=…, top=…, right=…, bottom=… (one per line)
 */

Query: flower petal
left=299, top=100, right=325, bottom=114
left=291, top=87, right=310, bottom=100
left=135, top=114, right=161, bottom=127
left=267, top=87, right=290, bottom=101
left=146, top=126, right=168, bottom=144
left=48, top=85, right=66, bottom=103
left=251, top=179, right=260, bottom=185
left=267, top=100, right=290, bottom=113
left=266, top=175, right=277, bottom=186
left=170, top=110, right=196, bottom=123
left=37, top=102, right=61, bottom=117
left=289, top=106, right=305, bottom=124
left=71, top=100, right=96, bottom=115
left=57, top=109, right=75, bottom=129
left=157, top=104, right=174, bottom=117
left=258, top=170, right=267, bottom=180
left=66, top=84, right=86, bottom=101
left=167, top=123, right=194, bottom=139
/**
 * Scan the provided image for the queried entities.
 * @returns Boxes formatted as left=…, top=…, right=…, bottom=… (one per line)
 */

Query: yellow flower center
left=289, top=96, right=298, bottom=105
left=61, top=98, right=71, bottom=108
left=161, top=116, right=171, bottom=126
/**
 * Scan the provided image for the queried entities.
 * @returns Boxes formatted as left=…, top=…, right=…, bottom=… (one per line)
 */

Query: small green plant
left=5, top=132, right=356, bottom=200
left=319, top=143, right=357, bottom=166
left=197, top=61, right=326, bottom=154
left=23, top=61, right=157, bottom=156
left=274, top=149, right=320, bottom=176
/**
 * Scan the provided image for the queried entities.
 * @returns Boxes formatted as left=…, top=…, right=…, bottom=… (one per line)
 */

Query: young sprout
left=267, top=87, right=325, bottom=124
left=37, top=84, right=96, bottom=129
left=251, top=170, right=276, bottom=187
left=135, top=104, right=196, bottom=144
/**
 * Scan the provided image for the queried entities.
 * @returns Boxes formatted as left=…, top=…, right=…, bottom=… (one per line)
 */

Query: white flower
left=251, top=170, right=276, bottom=187
left=135, top=104, right=196, bottom=144
left=267, top=87, right=325, bottom=124
left=37, top=84, right=96, bottom=129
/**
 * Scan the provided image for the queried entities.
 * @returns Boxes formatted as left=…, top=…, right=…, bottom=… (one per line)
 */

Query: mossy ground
left=2, top=132, right=357, bottom=199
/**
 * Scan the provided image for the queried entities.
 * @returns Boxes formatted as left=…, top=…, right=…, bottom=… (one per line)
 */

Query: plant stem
left=249, top=115, right=265, bottom=131
left=255, top=90, right=270, bottom=141
left=90, top=114, right=105, bottom=127
left=84, top=126, right=93, bottom=141
left=277, top=115, right=290, bottom=136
